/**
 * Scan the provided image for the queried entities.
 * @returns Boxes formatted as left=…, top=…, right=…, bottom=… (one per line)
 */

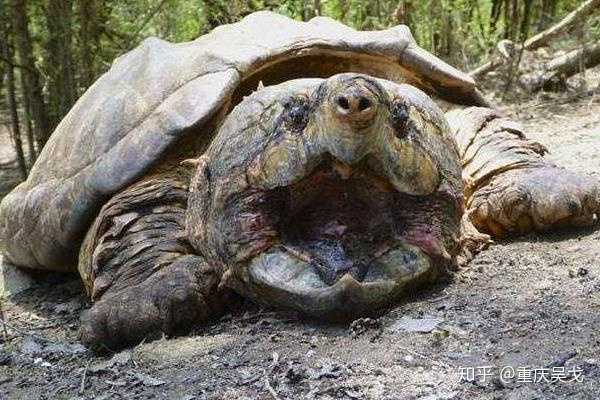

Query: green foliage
left=13, top=0, right=600, bottom=91
left=1, top=0, right=599, bottom=166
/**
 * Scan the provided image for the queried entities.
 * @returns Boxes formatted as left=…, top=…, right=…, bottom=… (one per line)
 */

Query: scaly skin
left=446, top=107, right=600, bottom=237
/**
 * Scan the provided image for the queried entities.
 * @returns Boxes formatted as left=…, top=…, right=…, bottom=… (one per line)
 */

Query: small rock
left=110, top=349, right=132, bottom=364
left=569, top=267, right=589, bottom=278
left=0, top=255, right=37, bottom=297
left=89, top=349, right=132, bottom=373
left=33, top=357, right=52, bottom=368
left=309, top=361, right=345, bottom=379
left=20, top=336, right=43, bottom=355
left=53, top=299, right=82, bottom=314
left=105, top=380, right=127, bottom=387
left=237, top=369, right=259, bottom=386
left=582, top=358, right=599, bottom=373
left=491, top=377, right=506, bottom=390
left=389, top=316, right=443, bottom=333
left=432, top=329, right=450, bottom=342
left=132, top=372, right=167, bottom=386
left=349, top=317, right=381, bottom=337
left=45, top=342, right=87, bottom=355
left=269, top=333, right=281, bottom=342
left=0, top=350, right=12, bottom=366
left=547, top=350, right=577, bottom=368
left=285, top=364, right=307, bottom=384
left=419, top=392, right=458, bottom=400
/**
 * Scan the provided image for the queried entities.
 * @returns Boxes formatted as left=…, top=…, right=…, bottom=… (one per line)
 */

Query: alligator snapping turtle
left=1, top=12, right=598, bottom=350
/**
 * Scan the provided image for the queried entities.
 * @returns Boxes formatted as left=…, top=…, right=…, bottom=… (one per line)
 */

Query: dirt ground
left=0, top=86, right=599, bottom=400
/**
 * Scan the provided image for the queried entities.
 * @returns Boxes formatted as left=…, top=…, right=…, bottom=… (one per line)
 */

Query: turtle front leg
left=78, top=174, right=230, bottom=351
left=447, top=107, right=600, bottom=238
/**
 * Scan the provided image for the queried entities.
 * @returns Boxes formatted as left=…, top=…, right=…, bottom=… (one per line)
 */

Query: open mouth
left=273, top=157, right=410, bottom=285
left=236, top=155, right=458, bottom=317
left=190, top=75, right=465, bottom=318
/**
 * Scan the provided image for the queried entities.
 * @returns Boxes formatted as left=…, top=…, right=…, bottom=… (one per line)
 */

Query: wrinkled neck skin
left=186, top=74, right=463, bottom=319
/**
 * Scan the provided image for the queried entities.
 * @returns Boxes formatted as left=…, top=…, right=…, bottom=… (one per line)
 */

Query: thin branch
left=525, top=0, right=600, bottom=50
left=0, top=53, right=37, bottom=74
left=101, top=28, right=130, bottom=51
left=132, top=0, right=169, bottom=39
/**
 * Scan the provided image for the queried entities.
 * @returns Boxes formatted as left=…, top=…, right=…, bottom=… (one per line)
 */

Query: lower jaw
left=231, top=242, right=441, bottom=319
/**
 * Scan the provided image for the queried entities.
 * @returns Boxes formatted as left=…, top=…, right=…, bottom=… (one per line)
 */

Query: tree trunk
left=524, top=0, right=600, bottom=50
left=313, top=0, right=321, bottom=16
left=509, top=0, right=519, bottom=40
left=202, top=0, right=232, bottom=31
left=520, top=42, right=600, bottom=91
left=490, top=0, right=503, bottom=32
left=520, top=0, right=534, bottom=41
left=0, top=26, right=28, bottom=178
left=19, top=71, right=36, bottom=165
left=502, top=0, right=512, bottom=39
left=302, top=0, right=312, bottom=21
left=44, top=0, right=77, bottom=126
left=443, top=9, right=454, bottom=59
left=374, top=0, right=383, bottom=25
left=393, top=1, right=413, bottom=26
left=538, top=0, right=558, bottom=30
left=77, top=0, right=102, bottom=89
left=339, top=0, right=348, bottom=23
left=0, top=61, right=4, bottom=95
left=11, top=1, right=37, bottom=165
left=11, top=0, right=52, bottom=150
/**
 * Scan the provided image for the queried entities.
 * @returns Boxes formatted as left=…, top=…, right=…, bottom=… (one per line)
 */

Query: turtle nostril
left=333, top=89, right=377, bottom=123
left=358, top=96, right=372, bottom=111
left=337, top=96, right=350, bottom=111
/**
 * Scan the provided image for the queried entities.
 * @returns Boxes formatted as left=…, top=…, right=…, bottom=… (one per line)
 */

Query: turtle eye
left=390, top=101, right=410, bottom=139
left=283, top=98, right=309, bottom=132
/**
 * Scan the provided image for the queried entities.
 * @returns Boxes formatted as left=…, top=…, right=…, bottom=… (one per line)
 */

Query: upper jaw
left=248, top=125, right=441, bottom=197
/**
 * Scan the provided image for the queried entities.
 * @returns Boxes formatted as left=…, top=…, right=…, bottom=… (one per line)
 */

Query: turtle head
left=187, top=73, right=463, bottom=318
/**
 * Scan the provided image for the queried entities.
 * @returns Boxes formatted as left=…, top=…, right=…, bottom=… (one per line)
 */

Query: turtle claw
left=79, top=257, right=226, bottom=352
left=467, top=167, right=600, bottom=238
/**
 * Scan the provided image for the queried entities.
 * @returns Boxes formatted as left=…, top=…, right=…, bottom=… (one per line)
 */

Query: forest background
left=0, top=0, right=599, bottom=180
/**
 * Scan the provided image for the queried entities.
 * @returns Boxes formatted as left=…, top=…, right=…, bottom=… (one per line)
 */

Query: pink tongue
left=403, top=228, right=452, bottom=262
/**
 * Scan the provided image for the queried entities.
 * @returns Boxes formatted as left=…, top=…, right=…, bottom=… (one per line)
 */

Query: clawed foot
left=79, top=256, right=227, bottom=351
left=467, top=167, right=600, bottom=237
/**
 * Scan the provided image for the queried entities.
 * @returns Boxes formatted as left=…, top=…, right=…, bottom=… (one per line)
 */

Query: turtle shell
left=0, top=11, right=487, bottom=271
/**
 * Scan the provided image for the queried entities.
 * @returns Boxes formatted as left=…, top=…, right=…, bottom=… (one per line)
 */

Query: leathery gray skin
left=186, top=74, right=464, bottom=318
